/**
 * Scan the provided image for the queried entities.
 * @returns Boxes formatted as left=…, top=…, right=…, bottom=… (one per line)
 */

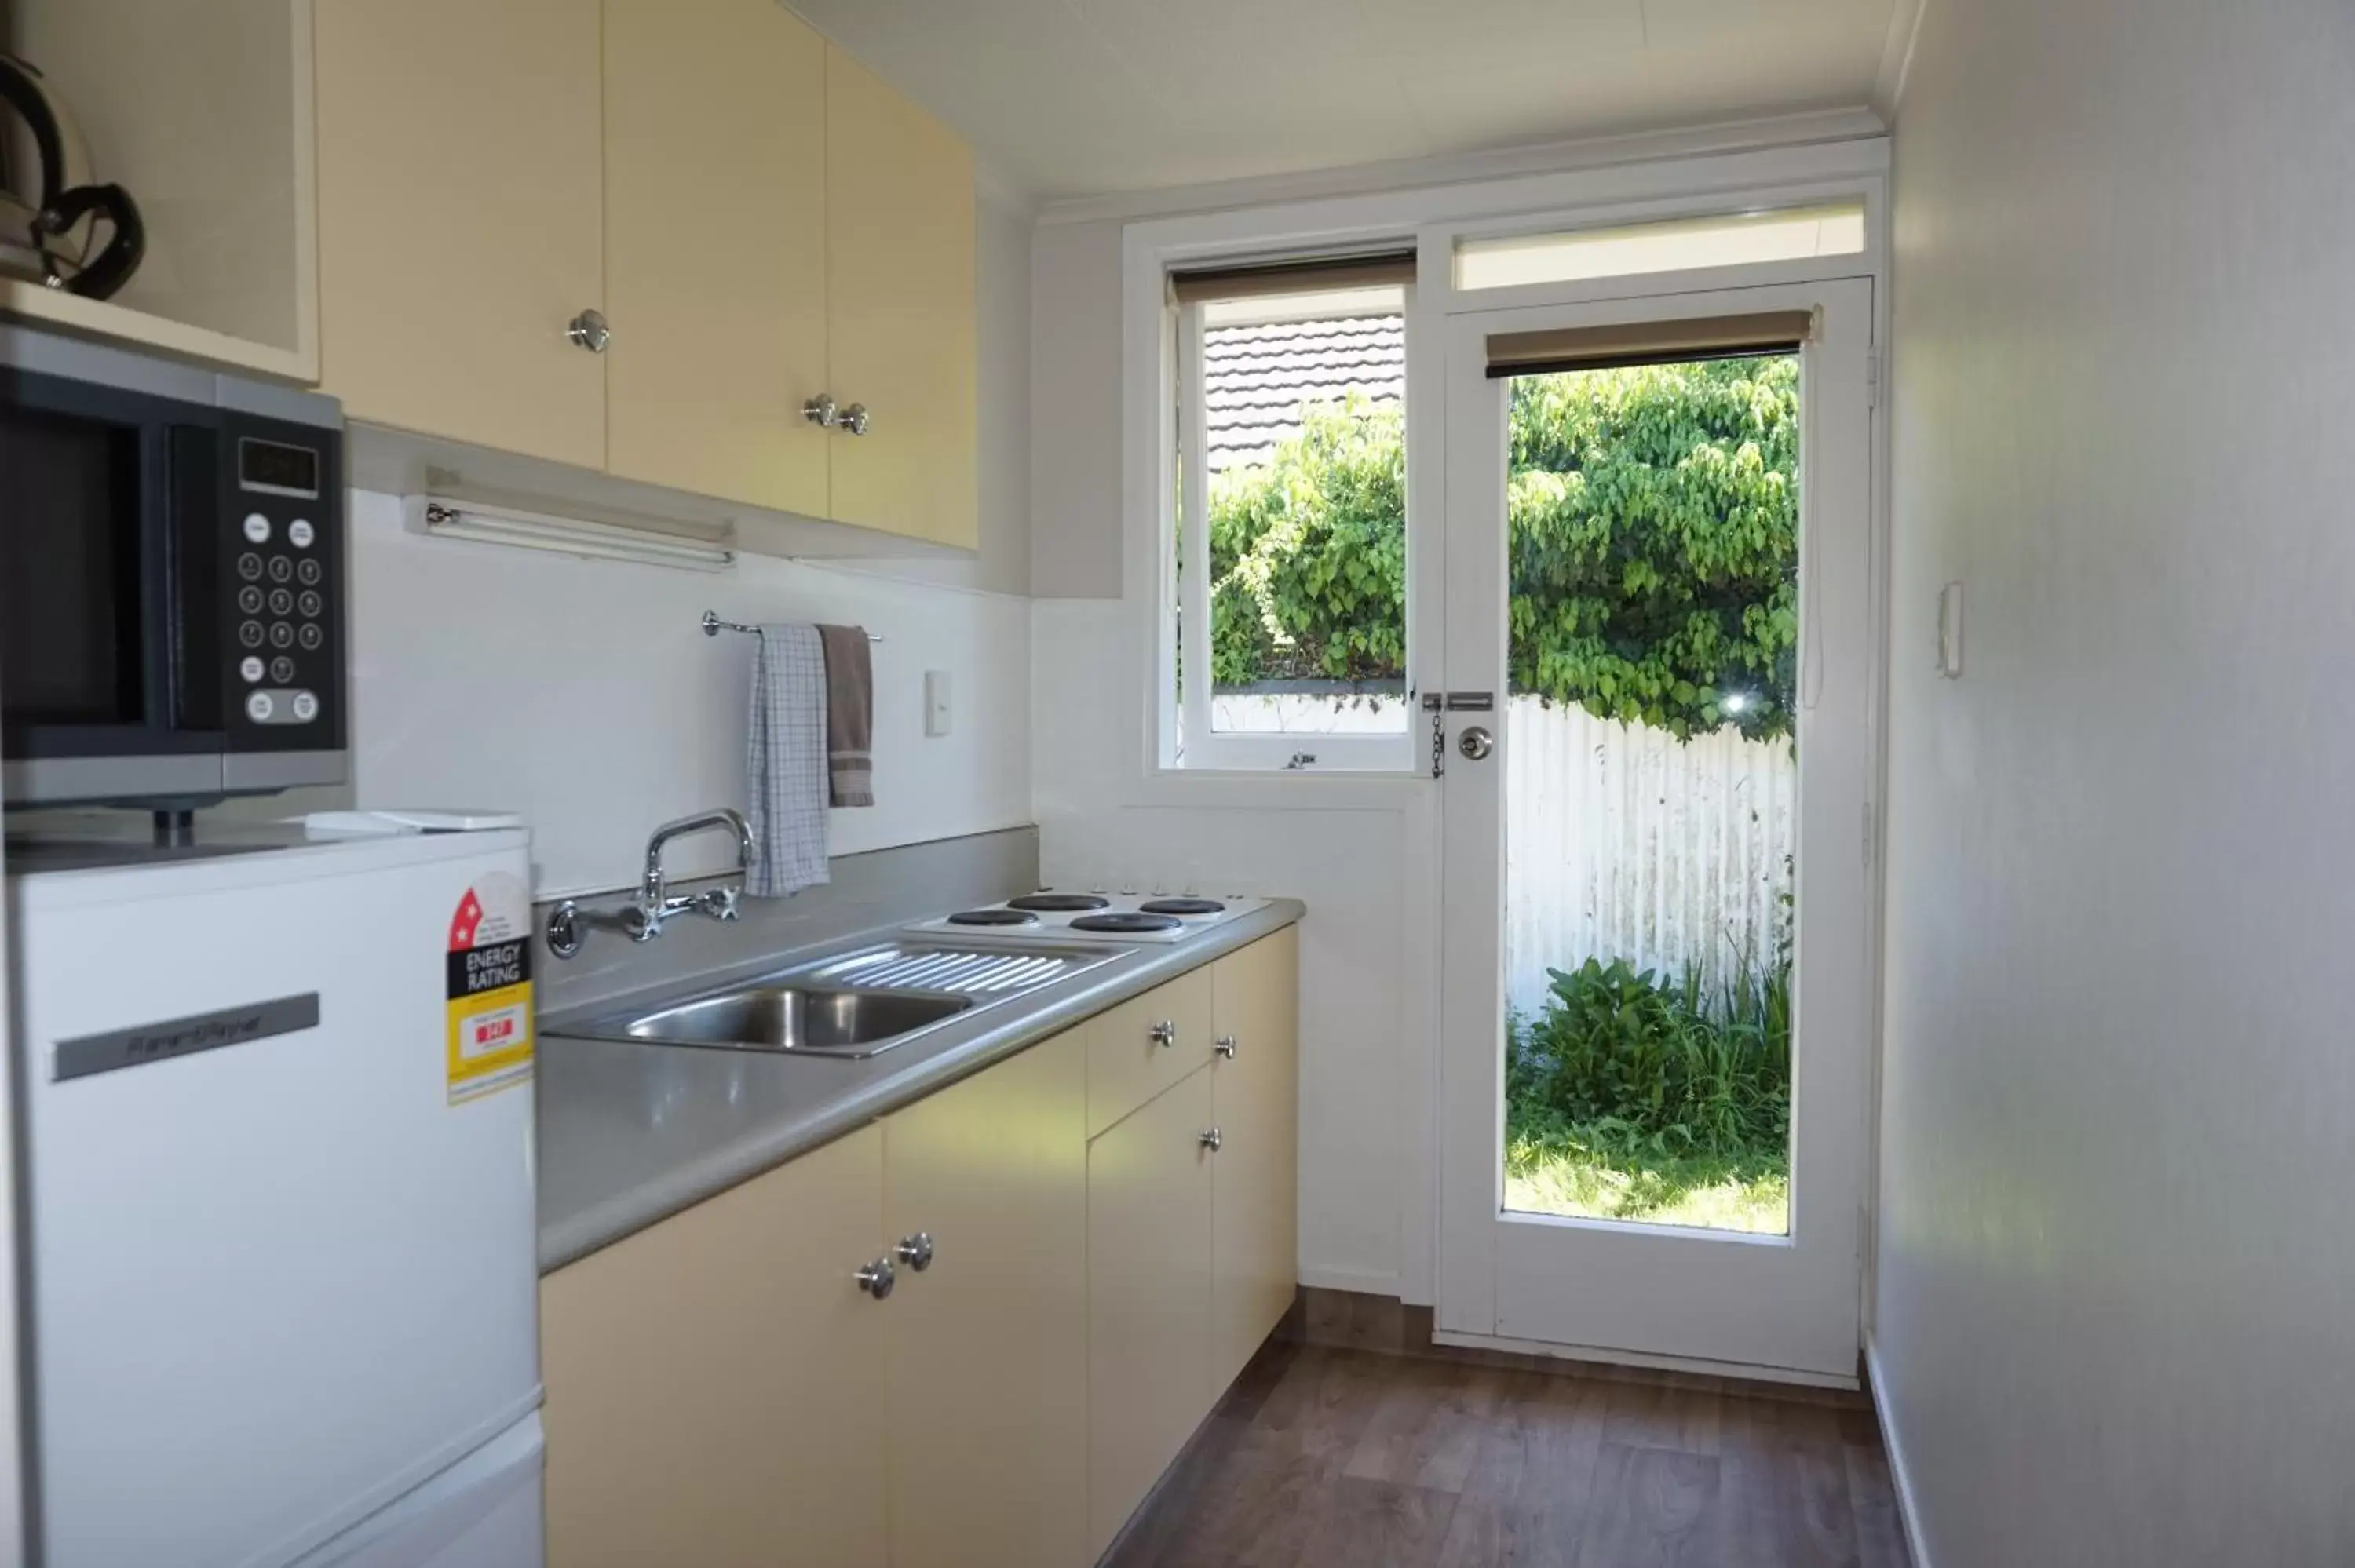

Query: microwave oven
left=0, top=325, right=346, bottom=808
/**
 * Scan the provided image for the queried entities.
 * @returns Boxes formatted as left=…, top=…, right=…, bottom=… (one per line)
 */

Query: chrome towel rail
left=703, top=610, right=881, bottom=643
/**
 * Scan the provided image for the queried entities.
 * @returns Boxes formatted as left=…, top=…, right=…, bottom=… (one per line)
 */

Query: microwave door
left=0, top=405, right=223, bottom=803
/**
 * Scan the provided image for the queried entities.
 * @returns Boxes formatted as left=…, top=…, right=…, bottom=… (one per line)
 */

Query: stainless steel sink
left=569, top=940, right=1126, bottom=1059
left=619, top=986, right=971, bottom=1056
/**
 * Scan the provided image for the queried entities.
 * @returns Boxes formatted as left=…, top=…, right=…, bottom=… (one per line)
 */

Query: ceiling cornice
left=1034, top=106, right=1889, bottom=229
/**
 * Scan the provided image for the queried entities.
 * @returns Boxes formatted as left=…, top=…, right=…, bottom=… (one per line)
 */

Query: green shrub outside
left=1506, top=955, right=1791, bottom=1164
left=1205, top=356, right=1800, bottom=740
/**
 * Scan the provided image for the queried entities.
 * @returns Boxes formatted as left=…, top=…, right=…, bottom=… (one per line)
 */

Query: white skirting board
left=1864, top=1333, right=1933, bottom=1568
left=1432, top=1329, right=1860, bottom=1393
left=1295, top=1264, right=1402, bottom=1296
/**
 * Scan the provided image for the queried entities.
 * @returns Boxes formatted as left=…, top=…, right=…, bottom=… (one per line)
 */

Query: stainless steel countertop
left=535, top=899, right=1305, bottom=1272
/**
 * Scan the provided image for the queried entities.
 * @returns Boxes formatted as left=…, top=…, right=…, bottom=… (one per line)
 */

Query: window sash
left=1169, top=297, right=1415, bottom=773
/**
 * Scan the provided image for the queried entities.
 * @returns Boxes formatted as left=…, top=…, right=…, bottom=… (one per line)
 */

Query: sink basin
left=567, top=939, right=1127, bottom=1059
left=615, top=986, right=971, bottom=1057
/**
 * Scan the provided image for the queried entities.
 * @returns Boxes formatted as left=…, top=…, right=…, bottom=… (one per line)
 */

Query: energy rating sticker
left=447, top=873, right=533, bottom=1104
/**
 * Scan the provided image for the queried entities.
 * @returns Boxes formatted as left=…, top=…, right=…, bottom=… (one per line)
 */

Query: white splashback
left=344, top=489, right=1031, bottom=897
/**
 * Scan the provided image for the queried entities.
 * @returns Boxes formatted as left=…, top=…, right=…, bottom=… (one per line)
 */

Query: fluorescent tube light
left=406, top=497, right=736, bottom=572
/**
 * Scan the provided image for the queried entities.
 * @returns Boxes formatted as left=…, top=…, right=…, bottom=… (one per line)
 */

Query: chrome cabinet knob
left=566, top=308, right=611, bottom=353
left=1215, top=1034, right=1238, bottom=1060
left=855, top=1256, right=896, bottom=1300
left=1148, top=1020, right=1177, bottom=1048
left=1199, top=1128, right=1223, bottom=1152
left=896, top=1231, right=935, bottom=1272
left=804, top=395, right=872, bottom=435
left=1457, top=725, right=1494, bottom=760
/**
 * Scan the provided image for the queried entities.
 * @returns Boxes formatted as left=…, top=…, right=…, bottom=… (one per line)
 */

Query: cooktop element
left=901, top=890, right=1270, bottom=945
left=1007, top=892, right=1112, bottom=913
left=1069, top=911, right=1183, bottom=934
left=1139, top=897, right=1225, bottom=917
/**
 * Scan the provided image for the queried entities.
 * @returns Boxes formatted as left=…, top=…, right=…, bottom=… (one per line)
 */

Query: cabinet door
left=314, top=0, right=607, bottom=468
left=1210, top=927, right=1302, bottom=1391
left=541, top=1125, right=888, bottom=1567
left=883, top=1030, right=1089, bottom=1568
left=1086, top=1068, right=1216, bottom=1559
left=603, top=0, right=830, bottom=515
left=823, top=46, right=977, bottom=548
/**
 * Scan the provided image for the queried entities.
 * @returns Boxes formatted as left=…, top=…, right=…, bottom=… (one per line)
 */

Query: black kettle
left=0, top=51, right=144, bottom=300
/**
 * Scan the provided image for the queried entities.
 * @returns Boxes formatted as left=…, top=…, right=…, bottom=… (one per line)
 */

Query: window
left=1455, top=202, right=1865, bottom=292
left=1163, top=252, right=1416, bottom=771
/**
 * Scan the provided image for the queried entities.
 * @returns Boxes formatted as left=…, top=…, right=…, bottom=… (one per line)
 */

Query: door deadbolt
left=1458, top=726, right=1493, bottom=760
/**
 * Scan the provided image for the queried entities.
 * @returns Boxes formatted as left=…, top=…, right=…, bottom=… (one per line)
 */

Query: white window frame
left=1170, top=283, right=1418, bottom=772
left=1123, top=142, right=1887, bottom=788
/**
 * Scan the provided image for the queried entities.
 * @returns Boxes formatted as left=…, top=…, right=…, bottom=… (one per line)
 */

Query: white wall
left=335, top=188, right=1035, bottom=897
left=1033, top=600, right=1434, bottom=1296
left=1028, top=219, right=1125, bottom=598
left=346, top=494, right=1031, bottom=896
left=1879, top=2, right=2355, bottom=1563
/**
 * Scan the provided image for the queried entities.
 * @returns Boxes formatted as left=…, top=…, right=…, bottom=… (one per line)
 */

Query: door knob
left=896, top=1231, right=935, bottom=1272
left=1457, top=726, right=1493, bottom=760
left=837, top=402, right=871, bottom=436
left=1199, top=1128, right=1223, bottom=1152
left=855, top=1256, right=896, bottom=1300
left=1215, top=1034, right=1237, bottom=1060
left=565, top=308, right=610, bottom=353
left=1148, top=1020, right=1177, bottom=1048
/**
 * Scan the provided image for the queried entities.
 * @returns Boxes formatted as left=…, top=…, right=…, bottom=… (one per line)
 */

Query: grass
left=1505, top=1123, right=1788, bottom=1234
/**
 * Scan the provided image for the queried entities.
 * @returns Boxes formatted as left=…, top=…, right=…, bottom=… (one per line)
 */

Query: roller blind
left=1169, top=249, right=1418, bottom=304
left=1484, top=309, right=1816, bottom=377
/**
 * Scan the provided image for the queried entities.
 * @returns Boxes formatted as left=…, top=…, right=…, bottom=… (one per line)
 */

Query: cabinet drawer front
left=1086, top=966, right=1214, bottom=1139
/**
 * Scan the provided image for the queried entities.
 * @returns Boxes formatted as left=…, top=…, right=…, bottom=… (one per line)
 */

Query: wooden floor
left=1104, top=1340, right=1911, bottom=1568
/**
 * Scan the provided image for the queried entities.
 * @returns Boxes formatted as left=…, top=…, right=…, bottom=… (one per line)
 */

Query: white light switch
left=1938, top=582, right=1965, bottom=678
left=924, top=670, right=952, bottom=736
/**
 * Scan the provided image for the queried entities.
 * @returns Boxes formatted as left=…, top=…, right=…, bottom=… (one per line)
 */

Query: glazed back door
left=1434, top=278, right=1875, bottom=1383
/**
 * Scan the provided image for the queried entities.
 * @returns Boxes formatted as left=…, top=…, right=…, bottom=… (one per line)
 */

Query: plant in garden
left=1205, top=356, right=1800, bottom=739
left=1207, top=395, right=1407, bottom=687
left=1506, top=952, right=1791, bottom=1160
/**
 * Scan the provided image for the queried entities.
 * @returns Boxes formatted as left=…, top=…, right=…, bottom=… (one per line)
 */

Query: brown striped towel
left=816, top=624, right=874, bottom=807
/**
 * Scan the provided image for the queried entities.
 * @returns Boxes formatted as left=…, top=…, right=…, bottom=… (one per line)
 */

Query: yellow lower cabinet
left=540, top=1125, right=889, bottom=1567
left=882, top=1030, right=1090, bottom=1568
left=1086, top=1067, right=1217, bottom=1559
left=1210, top=927, right=1302, bottom=1391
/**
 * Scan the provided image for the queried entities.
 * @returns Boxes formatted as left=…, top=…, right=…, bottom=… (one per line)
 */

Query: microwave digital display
left=238, top=437, right=319, bottom=498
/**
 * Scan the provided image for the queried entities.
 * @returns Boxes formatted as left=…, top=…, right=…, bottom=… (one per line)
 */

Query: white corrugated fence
left=1210, top=693, right=1797, bottom=1019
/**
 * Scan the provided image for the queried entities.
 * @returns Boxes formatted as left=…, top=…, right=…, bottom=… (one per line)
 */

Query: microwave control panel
left=218, top=418, right=344, bottom=753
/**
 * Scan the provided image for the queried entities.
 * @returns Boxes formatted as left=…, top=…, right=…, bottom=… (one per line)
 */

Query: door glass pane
left=1500, top=354, right=1798, bottom=1234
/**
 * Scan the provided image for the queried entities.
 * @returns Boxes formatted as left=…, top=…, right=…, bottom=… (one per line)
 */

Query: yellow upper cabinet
left=823, top=46, right=979, bottom=551
left=311, top=5, right=979, bottom=551
left=602, top=0, right=830, bottom=516
left=313, top=0, right=608, bottom=470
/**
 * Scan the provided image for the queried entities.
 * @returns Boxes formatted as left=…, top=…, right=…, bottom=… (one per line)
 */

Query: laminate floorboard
left=1104, top=1344, right=1908, bottom=1568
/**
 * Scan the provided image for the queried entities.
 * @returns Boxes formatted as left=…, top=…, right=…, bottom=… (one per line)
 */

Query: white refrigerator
left=9, top=826, right=543, bottom=1568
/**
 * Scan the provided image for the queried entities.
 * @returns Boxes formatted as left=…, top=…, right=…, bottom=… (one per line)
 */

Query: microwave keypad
left=243, top=688, right=320, bottom=726
left=230, top=510, right=330, bottom=730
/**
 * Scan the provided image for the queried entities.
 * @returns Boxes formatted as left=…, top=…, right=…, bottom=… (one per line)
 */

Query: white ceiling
left=788, top=0, right=1901, bottom=200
